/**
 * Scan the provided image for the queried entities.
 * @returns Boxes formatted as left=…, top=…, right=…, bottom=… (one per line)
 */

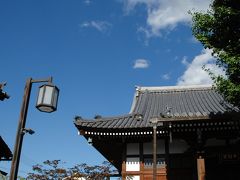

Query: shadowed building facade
left=0, top=136, right=12, bottom=176
left=74, top=85, right=240, bottom=180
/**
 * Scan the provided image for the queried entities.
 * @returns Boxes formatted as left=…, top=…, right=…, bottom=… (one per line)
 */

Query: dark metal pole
left=9, top=77, right=54, bottom=180
left=9, top=78, right=32, bottom=180
left=153, top=124, right=157, bottom=180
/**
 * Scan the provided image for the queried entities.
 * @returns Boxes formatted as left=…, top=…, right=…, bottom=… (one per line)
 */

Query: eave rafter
left=76, top=117, right=240, bottom=139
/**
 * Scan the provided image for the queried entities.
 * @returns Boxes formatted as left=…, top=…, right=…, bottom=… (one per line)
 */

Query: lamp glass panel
left=43, top=86, right=53, bottom=105
left=37, top=86, right=44, bottom=105
left=53, top=88, right=59, bottom=108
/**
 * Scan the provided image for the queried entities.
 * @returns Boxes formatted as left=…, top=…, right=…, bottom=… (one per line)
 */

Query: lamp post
left=9, top=77, right=59, bottom=180
left=150, top=118, right=163, bottom=180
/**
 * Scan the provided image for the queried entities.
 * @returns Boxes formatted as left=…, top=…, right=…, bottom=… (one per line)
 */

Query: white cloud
left=124, top=0, right=211, bottom=37
left=83, top=0, right=91, bottom=5
left=133, top=59, right=150, bottom=69
left=162, top=73, right=171, bottom=80
left=80, top=20, right=112, bottom=32
left=177, top=49, right=224, bottom=86
left=181, top=56, right=189, bottom=66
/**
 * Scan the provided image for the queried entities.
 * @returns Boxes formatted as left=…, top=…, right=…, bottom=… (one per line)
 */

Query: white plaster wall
left=169, top=139, right=189, bottom=153
left=126, top=175, right=140, bottom=180
left=126, top=157, right=140, bottom=171
left=143, top=140, right=165, bottom=154
left=127, top=143, right=139, bottom=155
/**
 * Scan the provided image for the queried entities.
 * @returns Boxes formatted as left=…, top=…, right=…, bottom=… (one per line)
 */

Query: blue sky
left=0, top=0, right=219, bottom=177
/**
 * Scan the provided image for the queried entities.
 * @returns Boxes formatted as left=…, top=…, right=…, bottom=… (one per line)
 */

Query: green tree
left=26, top=160, right=118, bottom=180
left=191, top=0, right=240, bottom=108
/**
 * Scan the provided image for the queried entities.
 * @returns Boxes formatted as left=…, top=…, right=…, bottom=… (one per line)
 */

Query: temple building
left=74, top=85, right=240, bottom=180
left=0, top=136, right=12, bottom=176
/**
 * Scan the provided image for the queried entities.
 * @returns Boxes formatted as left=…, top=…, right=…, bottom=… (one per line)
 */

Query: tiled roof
left=0, top=136, right=12, bottom=160
left=74, top=85, right=239, bottom=130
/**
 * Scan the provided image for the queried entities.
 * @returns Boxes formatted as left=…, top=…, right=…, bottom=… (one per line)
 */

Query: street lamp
left=36, top=83, right=59, bottom=112
left=9, top=77, right=59, bottom=180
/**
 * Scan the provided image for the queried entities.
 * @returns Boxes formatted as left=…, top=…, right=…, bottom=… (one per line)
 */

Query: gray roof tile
left=74, top=85, right=239, bottom=130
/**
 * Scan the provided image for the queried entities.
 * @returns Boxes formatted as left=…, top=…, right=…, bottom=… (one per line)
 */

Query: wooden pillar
left=153, top=125, right=157, bottom=180
left=140, top=142, right=144, bottom=180
left=121, top=142, right=127, bottom=180
left=165, top=136, right=169, bottom=180
left=196, top=129, right=205, bottom=180
left=197, top=156, right=205, bottom=180
left=122, top=161, right=126, bottom=180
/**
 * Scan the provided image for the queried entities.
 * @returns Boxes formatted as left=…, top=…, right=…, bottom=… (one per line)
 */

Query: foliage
left=0, top=174, right=25, bottom=180
left=26, top=160, right=118, bottom=180
left=191, top=0, right=240, bottom=108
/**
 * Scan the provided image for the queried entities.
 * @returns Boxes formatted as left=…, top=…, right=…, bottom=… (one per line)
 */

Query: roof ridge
left=75, top=113, right=135, bottom=123
left=136, top=84, right=213, bottom=92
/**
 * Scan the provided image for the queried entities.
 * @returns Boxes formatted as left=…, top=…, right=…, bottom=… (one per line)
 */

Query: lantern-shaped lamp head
left=36, top=84, right=59, bottom=113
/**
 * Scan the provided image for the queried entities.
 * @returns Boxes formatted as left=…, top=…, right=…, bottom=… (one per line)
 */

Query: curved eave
left=74, top=113, right=240, bottom=135
left=0, top=136, right=12, bottom=160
